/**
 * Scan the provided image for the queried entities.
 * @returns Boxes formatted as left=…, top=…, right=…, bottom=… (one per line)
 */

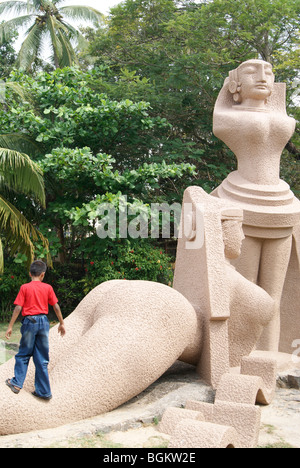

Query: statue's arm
left=213, top=111, right=237, bottom=140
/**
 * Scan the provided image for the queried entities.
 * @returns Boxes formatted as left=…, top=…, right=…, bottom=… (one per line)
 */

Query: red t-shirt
left=14, top=281, right=58, bottom=316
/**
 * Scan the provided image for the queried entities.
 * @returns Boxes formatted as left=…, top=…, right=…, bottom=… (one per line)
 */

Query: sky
left=61, top=0, right=122, bottom=15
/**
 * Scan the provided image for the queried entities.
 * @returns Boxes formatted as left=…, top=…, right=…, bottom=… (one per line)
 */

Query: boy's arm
left=53, top=303, right=66, bottom=337
left=5, top=306, right=22, bottom=340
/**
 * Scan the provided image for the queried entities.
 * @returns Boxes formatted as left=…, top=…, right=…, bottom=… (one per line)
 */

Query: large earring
left=233, top=83, right=242, bottom=103
left=229, top=81, right=238, bottom=94
left=229, top=77, right=242, bottom=103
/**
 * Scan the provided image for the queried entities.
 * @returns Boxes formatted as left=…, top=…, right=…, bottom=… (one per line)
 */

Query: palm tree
left=0, top=147, right=50, bottom=273
left=0, top=0, right=104, bottom=70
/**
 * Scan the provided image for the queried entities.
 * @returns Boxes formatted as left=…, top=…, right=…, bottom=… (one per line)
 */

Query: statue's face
left=222, top=220, right=245, bottom=260
left=237, top=60, right=274, bottom=103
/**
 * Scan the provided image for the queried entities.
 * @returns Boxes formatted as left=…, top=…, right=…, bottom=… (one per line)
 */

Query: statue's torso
left=214, top=110, right=296, bottom=185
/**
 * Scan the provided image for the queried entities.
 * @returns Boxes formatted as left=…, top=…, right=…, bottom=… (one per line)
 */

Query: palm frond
left=0, top=237, right=3, bottom=274
left=30, top=0, right=43, bottom=10
left=0, top=1, right=35, bottom=16
left=0, top=133, right=41, bottom=158
left=0, top=194, right=52, bottom=268
left=0, top=195, right=33, bottom=262
left=0, top=14, right=34, bottom=44
left=3, top=81, right=34, bottom=105
left=16, top=21, right=44, bottom=70
left=56, top=27, right=78, bottom=67
left=57, top=18, right=81, bottom=39
left=46, top=15, right=62, bottom=64
left=57, top=18, right=89, bottom=54
left=58, top=5, right=104, bottom=25
left=0, top=148, right=45, bottom=207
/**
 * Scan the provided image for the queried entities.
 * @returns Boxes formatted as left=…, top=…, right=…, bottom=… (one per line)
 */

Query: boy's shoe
left=32, top=391, right=52, bottom=401
left=5, top=379, right=20, bottom=394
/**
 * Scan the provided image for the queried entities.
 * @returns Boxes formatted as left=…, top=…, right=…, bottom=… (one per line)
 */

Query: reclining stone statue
left=212, top=59, right=300, bottom=353
left=0, top=188, right=275, bottom=435
left=1, top=59, right=297, bottom=436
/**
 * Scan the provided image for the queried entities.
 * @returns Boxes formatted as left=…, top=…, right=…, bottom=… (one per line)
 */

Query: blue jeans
left=11, top=315, right=51, bottom=398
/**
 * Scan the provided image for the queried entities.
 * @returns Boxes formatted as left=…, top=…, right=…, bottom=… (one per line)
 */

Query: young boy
left=5, top=260, right=65, bottom=400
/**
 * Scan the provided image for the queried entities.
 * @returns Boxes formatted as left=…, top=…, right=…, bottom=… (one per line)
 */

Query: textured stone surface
left=212, top=59, right=300, bottom=353
left=159, top=407, right=204, bottom=435
left=0, top=361, right=214, bottom=448
left=0, top=281, right=197, bottom=435
left=0, top=368, right=298, bottom=448
left=174, top=186, right=275, bottom=378
left=186, top=400, right=261, bottom=449
left=169, top=419, right=240, bottom=449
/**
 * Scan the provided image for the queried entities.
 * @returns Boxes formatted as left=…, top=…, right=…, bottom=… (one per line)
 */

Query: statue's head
left=221, top=209, right=244, bottom=260
left=228, top=59, right=275, bottom=105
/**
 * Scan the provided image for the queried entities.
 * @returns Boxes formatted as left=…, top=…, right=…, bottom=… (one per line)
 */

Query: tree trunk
left=57, top=224, right=66, bottom=264
left=285, top=140, right=300, bottom=161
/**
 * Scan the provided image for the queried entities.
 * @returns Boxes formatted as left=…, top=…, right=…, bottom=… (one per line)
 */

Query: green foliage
left=0, top=22, right=18, bottom=78
left=3, top=67, right=172, bottom=167
left=0, top=261, right=28, bottom=321
left=40, top=146, right=195, bottom=263
left=0, top=67, right=197, bottom=266
left=281, top=152, right=300, bottom=198
left=0, top=261, right=83, bottom=321
left=0, top=0, right=299, bottom=318
left=80, top=241, right=174, bottom=295
left=0, top=242, right=174, bottom=321
left=0, top=148, right=45, bottom=206
left=40, top=146, right=195, bottom=199
left=87, top=0, right=300, bottom=191
left=45, top=263, right=86, bottom=317
left=0, top=147, right=50, bottom=272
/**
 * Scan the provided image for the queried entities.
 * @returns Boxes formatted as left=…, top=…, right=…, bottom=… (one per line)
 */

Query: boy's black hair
left=30, top=260, right=47, bottom=277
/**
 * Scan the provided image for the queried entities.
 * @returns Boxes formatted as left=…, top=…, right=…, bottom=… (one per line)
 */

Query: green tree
left=39, top=146, right=195, bottom=264
left=0, top=148, right=49, bottom=273
left=1, top=67, right=172, bottom=169
left=87, top=0, right=299, bottom=191
left=0, top=0, right=104, bottom=70
left=0, top=22, right=18, bottom=78
left=0, top=67, right=196, bottom=264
